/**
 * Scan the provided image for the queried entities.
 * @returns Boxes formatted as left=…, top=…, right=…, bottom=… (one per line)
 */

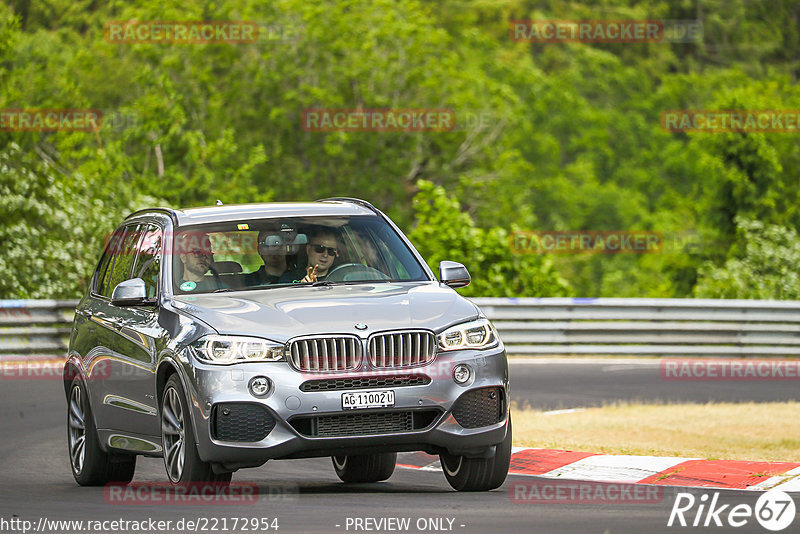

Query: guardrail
left=470, top=298, right=800, bottom=356
left=0, top=300, right=78, bottom=357
left=3, top=298, right=800, bottom=358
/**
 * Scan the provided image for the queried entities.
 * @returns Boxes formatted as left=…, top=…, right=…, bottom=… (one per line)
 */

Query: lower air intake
left=290, top=409, right=441, bottom=438
left=451, top=387, right=505, bottom=429
left=212, top=403, right=276, bottom=442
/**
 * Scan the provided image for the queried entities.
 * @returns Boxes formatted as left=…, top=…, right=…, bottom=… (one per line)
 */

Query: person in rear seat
left=245, top=228, right=288, bottom=286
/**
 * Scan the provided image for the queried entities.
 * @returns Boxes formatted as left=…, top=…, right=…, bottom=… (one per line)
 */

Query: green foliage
left=0, top=143, right=156, bottom=298
left=407, top=180, right=570, bottom=297
left=1, top=0, right=800, bottom=298
left=694, top=218, right=800, bottom=300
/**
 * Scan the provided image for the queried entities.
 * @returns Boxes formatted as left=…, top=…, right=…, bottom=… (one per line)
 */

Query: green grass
left=512, top=401, right=800, bottom=462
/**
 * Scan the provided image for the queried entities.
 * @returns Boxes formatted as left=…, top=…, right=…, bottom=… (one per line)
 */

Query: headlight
left=191, top=335, right=285, bottom=364
left=437, top=318, right=499, bottom=351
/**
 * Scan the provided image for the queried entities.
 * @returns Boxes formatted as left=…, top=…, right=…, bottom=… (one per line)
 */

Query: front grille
left=288, top=336, right=362, bottom=372
left=299, top=374, right=431, bottom=392
left=451, top=387, right=505, bottom=429
left=289, top=409, right=441, bottom=438
left=212, top=403, right=276, bottom=442
left=368, top=331, right=436, bottom=368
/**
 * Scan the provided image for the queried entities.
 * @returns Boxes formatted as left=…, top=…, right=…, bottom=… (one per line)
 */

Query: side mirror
left=111, top=278, right=150, bottom=306
left=439, top=261, right=471, bottom=288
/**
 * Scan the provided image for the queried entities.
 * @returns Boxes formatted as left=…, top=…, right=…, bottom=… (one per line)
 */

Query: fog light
left=453, top=364, right=473, bottom=385
left=248, top=376, right=272, bottom=397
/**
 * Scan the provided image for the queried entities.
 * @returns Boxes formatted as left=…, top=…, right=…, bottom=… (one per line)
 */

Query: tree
left=0, top=143, right=154, bottom=297
left=694, top=217, right=800, bottom=299
left=406, top=180, right=570, bottom=297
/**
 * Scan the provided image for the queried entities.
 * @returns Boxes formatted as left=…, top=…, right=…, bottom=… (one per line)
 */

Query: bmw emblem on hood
left=354, top=323, right=368, bottom=330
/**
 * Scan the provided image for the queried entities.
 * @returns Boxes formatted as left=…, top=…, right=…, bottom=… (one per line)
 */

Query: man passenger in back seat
left=245, top=228, right=288, bottom=286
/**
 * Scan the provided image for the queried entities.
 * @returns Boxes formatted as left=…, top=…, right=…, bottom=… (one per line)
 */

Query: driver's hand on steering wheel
left=301, top=265, right=318, bottom=283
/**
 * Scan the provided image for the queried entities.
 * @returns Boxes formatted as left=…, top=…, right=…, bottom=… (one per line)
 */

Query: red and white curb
left=398, top=448, right=800, bottom=491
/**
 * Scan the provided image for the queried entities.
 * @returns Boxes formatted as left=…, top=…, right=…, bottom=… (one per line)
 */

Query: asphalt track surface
left=0, top=360, right=796, bottom=534
left=510, top=358, right=800, bottom=410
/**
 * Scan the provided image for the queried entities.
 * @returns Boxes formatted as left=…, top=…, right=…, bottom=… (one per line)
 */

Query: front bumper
left=178, top=346, right=510, bottom=467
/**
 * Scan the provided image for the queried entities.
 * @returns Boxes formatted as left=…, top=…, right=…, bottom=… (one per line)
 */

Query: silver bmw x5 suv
left=64, top=198, right=511, bottom=491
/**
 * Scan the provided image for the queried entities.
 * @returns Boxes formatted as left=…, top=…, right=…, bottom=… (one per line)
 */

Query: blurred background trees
left=1, top=0, right=799, bottom=299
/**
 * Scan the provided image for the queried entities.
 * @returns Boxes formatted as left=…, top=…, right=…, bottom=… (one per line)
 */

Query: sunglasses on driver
left=310, top=244, right=338, bottom=257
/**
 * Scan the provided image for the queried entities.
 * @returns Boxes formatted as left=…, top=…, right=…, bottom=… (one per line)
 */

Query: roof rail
left=316, top=197, right=381, bottom=215
left=124, top=207, right=178, bottom=224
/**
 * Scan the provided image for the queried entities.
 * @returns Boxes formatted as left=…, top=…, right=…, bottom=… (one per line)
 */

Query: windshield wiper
left=237, top=284, right=289, bottom=291
left=311, top=280, right=335, bottom=287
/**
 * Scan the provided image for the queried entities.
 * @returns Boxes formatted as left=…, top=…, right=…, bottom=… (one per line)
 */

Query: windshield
left=170, top=215, right=429, bottom=294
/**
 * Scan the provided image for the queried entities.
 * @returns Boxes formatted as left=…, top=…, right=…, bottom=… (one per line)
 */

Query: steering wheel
left=325, top=263, right=390, bottom=282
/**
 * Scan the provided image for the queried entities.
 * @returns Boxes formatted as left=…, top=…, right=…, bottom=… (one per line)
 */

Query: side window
left=132, top=224, right=162, bottom=299
left=102, top=224, right=142, bottom=298
left=95, top=228, right=125, bottom=296
left=372, top=224, right=425, bottom=280
left=377, top=239, right=410, bottom=279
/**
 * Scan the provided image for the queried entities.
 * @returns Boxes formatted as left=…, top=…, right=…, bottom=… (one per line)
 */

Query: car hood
left=169, top=282, right=478, bottom=341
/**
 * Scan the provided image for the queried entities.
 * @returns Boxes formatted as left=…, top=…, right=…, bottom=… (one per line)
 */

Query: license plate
left=341, top=390, right=395, bottom=410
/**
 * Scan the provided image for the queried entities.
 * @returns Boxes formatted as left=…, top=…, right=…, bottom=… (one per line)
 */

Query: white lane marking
left=600, top=364, right=656, bottom=372
left=540, top=454, right=698, bottom=483
left=509, top=357, right=663, bottom=366
left=542, top=408, right=586, bottom=416
left=747, top=467, right=800, bottom=491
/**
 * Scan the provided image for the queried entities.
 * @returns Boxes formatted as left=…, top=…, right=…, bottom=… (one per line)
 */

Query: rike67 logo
left=668, top=490, right=796, bottom=531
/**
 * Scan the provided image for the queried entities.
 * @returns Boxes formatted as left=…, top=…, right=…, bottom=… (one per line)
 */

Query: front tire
left=161, top=374, right=231, bottom=484
left=332, top=453, right=397, bottom=483
left=440, top=419, right=512, bottom=491
left=67, top=377, right=136, bottom=486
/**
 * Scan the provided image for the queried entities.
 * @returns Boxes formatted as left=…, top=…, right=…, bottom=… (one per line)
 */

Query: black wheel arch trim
left=155, top=352, right=202, bottom=449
